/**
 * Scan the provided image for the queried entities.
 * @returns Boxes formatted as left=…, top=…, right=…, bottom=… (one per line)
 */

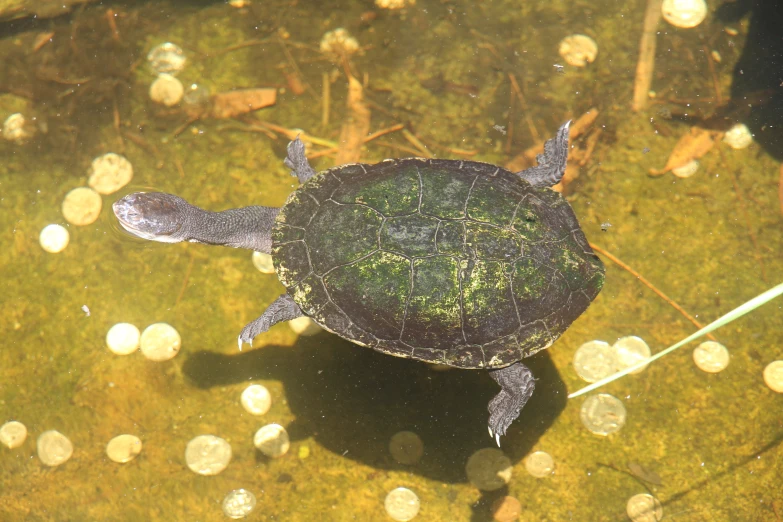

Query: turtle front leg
left=487, top=362, right=536, bottom=446
left=238, top=294, right=304, bottom=350
left=284, top=136, right=317, bottom=184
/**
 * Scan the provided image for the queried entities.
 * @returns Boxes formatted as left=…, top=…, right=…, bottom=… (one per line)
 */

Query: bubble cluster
left=320, top=29, right=359, bottom=61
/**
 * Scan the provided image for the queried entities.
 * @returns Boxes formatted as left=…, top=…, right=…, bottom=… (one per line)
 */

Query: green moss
left=331, top=163, right=419, bottom=216
left=305, top=201, right=382, bottom=274
left=323, top=251, right=410, bottom=338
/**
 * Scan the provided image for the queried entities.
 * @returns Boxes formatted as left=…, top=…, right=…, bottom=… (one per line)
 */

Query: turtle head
left=113, top=192, right=188, bottom=243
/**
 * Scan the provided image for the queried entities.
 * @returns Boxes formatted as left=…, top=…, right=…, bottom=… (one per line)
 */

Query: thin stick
left=174, top=254, right=196, bottom=307
left=209, top=37, right=274, bottom=57
left=589, top=242, right=717, bottom=341
left=632, top=0, right=663, bottom=111
left=278, top=35, right=316, bottom=97
left=375, top=140, right=425, bottom=156
left=703, top=45, right=723, bottom=104
left=322, top=72, right=330, bottom=128
left=507, top=73, right=540, bottom=142
left=253, top=120, right=338, bottom=147
left=307, top=123, right=405, bottom=159
left=401, top=129, right=434, bottom=158
left=173, top=116, right=200, bottom=137
left=364, top=123, right=405, bottom=142
left=779, top=164, right=783, bottom=215
left=505, top=86, right=515, bottom=154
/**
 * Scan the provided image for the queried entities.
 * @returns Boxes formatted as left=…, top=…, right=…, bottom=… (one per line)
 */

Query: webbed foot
left=515, top=121, right=570, bottom=189
left=237, top=294, right=304, bottom=350
left=487, top=362, right=536, bottom=446
left=284, top=136, right=317, bottom=184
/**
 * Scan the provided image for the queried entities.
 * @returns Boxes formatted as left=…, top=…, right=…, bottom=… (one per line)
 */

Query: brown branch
left=703, top=45, right=723, bottom=104
left=174, top=253, right=196, bottom=307
left=307, top=124, right=405, bottom=159
left=779, top=163, right=783, bottom=215
left=589, top=242, right=717, bottom=341
left=632, top=0, right=663, bottom=111
left=507, top=73, right=540, bottom=142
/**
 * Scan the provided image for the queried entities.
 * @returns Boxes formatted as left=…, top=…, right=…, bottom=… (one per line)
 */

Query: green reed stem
left=568, top=282, right=783, bottom=399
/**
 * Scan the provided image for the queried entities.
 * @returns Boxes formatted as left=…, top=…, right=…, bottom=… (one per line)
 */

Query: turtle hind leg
left=487, top=362, right=536, bottom=446
left=515, top=121, right=570, bottom=189
left=238, top=294, right=304, bottom=350
left=284, top=136, right=317, bottom=184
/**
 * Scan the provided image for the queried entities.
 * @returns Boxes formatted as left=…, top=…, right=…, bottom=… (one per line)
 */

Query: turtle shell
left=271, top=159, right=604, bottom=369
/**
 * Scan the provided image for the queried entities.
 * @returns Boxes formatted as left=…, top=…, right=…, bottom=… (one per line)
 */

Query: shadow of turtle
left=717, top=0, right=783, bottom=160
left=182, top=332, right=566, bottom=484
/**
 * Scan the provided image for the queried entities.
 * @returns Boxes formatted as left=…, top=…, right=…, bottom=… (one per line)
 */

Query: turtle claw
left=237, top=336, right=253, bottom=352
left=487, top=425, right=502, bottom=447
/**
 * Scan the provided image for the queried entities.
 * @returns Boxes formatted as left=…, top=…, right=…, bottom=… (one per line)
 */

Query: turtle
left=113, top=121, right=605, bottom=444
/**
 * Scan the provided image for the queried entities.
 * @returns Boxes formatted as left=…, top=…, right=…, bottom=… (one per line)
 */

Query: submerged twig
left=632, top=0, right=663, bottom=111
left=335, top=74, right=372, bottom=164
left=704, top=45, right=723, bottom=104
left=401, top=129, right=433, bottom=158
left=508, top=73, right=540, bottom=143
left=307, top=124, right=405, bottom=160
left=779, top=164, right=783, bottom=215
left=175, top=253, right=196, bottom=307
left=322, top=72, right=330, bottom=128
left=589, top=242, right=717, bottom=340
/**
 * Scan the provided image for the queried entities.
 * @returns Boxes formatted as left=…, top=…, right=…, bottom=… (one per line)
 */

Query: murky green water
left=1, top=0, right=782, bottom=520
